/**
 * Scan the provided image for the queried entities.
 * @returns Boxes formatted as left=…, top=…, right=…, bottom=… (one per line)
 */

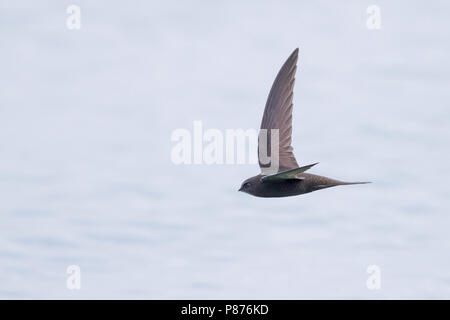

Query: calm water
left=1, top=0, right=450, bottom=298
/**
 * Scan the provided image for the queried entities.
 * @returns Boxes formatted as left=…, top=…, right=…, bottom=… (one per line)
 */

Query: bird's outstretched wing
left=258, top=48, right=299, bottom=174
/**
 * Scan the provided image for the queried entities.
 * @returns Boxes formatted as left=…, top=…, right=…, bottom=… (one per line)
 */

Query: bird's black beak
left=238, top=186, right=243, bottom=192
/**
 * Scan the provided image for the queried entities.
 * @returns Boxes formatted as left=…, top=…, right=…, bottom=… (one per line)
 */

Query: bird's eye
left=244, top=182, right=251, bottom=188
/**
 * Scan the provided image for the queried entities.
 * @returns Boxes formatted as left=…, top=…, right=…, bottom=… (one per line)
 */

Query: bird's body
left=239, top=48, right=369, bottom=198
left=240, top=173, right=368, bottom=198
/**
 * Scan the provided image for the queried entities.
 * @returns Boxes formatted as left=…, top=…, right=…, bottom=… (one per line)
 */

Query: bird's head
left=238, top=176, right=261, bottom=194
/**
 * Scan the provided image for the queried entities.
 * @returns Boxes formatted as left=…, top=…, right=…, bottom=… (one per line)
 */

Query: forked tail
left=311, top=179, right=371, bottom=192
left=339, top=181, right=371, bottom=185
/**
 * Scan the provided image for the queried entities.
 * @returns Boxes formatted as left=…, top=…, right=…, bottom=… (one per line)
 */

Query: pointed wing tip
left=290, top=48, right=299, bottom=60
left=290, top=48, right=300, bottom=68
left=300, top=162, right=318, bottom=171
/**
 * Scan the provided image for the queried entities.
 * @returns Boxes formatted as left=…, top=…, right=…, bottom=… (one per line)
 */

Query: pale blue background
left=0, top=0, right=449, bottom=298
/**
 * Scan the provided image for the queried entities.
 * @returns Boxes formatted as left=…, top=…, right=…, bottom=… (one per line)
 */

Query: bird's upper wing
left=258, top=48, right=299, bottom=174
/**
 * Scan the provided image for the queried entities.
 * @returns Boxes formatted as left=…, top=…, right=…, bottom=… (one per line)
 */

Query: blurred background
left=0, top=0, right=449, bottom=299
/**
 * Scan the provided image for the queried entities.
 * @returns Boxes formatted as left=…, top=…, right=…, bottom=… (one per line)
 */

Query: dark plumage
left=239, top=48, right=370, bottom=198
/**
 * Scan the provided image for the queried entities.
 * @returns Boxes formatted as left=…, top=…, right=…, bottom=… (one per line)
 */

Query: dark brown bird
left=239, top=48, right=370, bottom=198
